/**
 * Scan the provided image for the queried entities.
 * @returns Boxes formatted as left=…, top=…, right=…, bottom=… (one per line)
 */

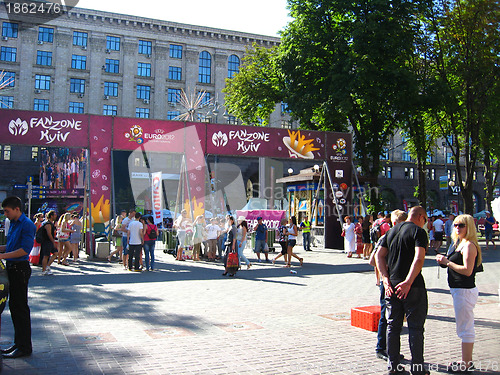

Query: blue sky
left=78, top=0, right=291, bottom=37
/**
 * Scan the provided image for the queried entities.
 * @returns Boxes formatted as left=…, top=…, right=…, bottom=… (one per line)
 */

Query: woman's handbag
left=226, top=251, right=239, bottom=274
left=57, top=225, right=70, bottom=240
left=341, top=230, right=345, bottom=237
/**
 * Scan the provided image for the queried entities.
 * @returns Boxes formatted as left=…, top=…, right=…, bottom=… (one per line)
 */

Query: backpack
left=370, top=221, right=383, bottom=243
left=148, top=224, right=157, bottom=240
left=35, top=223, right=47, bottom=243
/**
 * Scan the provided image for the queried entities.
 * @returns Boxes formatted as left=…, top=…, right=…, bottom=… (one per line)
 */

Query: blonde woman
left=436, top=214, right=482, bottom=373
left=68, top=214, right=82, bottom=262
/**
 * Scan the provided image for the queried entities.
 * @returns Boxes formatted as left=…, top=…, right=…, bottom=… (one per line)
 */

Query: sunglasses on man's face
left=454, top=223, right=466, bottom=228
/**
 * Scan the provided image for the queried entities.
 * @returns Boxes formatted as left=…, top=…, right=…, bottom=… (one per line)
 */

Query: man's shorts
left=40, top=241, right=57, bottom=258
left=254, top=239, right=267, bottom=253
left=434, top=231, right=443, bottom=241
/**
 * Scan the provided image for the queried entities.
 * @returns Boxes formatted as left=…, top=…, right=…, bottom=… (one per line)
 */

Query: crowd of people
left=106, top=210, right=312, bottom=274
left=38, top=148, right=86, bottom=189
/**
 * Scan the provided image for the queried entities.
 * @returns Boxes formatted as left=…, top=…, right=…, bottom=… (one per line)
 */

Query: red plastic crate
left=351, top=305, right=381, bottom=332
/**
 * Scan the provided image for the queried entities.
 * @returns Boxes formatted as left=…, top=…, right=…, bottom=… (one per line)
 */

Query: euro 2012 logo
left=332, top=138, right=347, bottom=155
left=125, top=125, right=144, bottom=144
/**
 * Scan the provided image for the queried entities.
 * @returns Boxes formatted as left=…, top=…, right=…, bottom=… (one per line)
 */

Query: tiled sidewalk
left=1, top=244, right=499, bottom=374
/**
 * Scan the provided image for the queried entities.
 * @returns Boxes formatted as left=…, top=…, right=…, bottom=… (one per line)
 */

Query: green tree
left=427, top=0, right=500, bottom=214
left=223, top=44, right=284, bottom=126
left=279, top=0, right=429, bottom=203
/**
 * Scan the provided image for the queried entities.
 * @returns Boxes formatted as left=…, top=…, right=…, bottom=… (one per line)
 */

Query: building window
left=104, top=82, right=118, bottom=97
left=199, top=51, right=211, bottom=83
left=426, top=168, right=436, bottom=180
left=31, top=147, right=39, bottom=162
left=281, top=120, right=292, bottom=129
left=3, top=145, right=11, bottom=160
left=404, top=167, right=414, bottom=179
left=34, top=98, right=49, bottom=111
left=103, top=105, right=117, bottom=116
left=402, top=149, right=411, bottom=162
left=106, top=36, right=120, bottom=51
left=138, top=40, right=152, bottom=55
left=426, top=153, right=433, bottom=163
left=167, top=111, right=180, bottom=120
left=104, top=59, right=119, bottom=73
left=2, top=22, right=18, bottom=38
left=35, top=74, right=51, bottom=90
left=199, top=91, right=211, bottom=106
left=168, top=66, right=182, bottom=80
left=0, top=47, right=17, bottom=62
left=73, top=31, right=88, bottom=47
left=36, top=51, right=52, bottom=66
left=168, top=88, right=181, bottom=103
left=70, top=78, right=85, bottom=94
left=473, top=171, right=477, bottom=181
left=69, top=102, right=84, bottom=114
left=136, top=108, right=150, bottom=118
left=380, top=147, right=389, bottom=161
left=384, top=166, right=392, bottom=179
left=0, top=71, right=15, bottom=87
left=227, top=116, right=237, bottom=125
left=170, top=44, right=182, bottom=59
left=446, top=152, right=453, bottom=164
left=136, top=85, right=151, bottom=100
left=71, top=55, right=87, bottom=70
left=38, top=27, right=54, bottom=43
left=0, top=95, right=14, bottom=108
left=137, top=62, right=151, bottom=77
left=228, top=54, right=240, bottom=78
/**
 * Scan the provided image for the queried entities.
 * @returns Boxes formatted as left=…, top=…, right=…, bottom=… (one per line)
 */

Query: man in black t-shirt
left=376, top=206, right=429, bottom=375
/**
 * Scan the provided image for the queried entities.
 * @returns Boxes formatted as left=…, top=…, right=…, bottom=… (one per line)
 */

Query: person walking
left=484, top=211, right=496, bottom=250
left=0, top=196, right=36, bottom=358
left=40, top=211, right=58, bottom=276
left=343, top=216, right=356, bottom=258
left=127, top=212, right=144, bottom=271
left=253, top=217, right=269, bottom=262
left=436, top=214, right=482, bottom=373
left=376, top=206, right=429, bottom=375
left=432, top=214, right=444, bottom=253
left=222, top=216, right=237, bottom=276
left=236, top=217, right=251, bottom=269
left=299, top=216, right=312, bottom=251
left=286, top=216, right=303, bottom=267
left=143, top=216, right=157, bottom=271
left=273, top=218, right=288, bottom=265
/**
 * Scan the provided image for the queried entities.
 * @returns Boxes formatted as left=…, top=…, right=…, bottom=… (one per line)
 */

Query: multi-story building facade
left=377, top=131, right=492, bottom=214
left=0, top=5, right=283, bottom=122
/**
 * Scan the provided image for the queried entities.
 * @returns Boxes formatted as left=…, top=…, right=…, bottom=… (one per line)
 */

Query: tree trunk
left=417, top=159, right=427, bottom=209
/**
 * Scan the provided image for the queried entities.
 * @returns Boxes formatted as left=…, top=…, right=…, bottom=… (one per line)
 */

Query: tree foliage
left=223, top=44, right=284, bottom=126
left=427, top=0, right=500, bottom=213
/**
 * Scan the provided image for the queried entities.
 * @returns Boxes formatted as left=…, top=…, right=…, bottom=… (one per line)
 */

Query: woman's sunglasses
left=454, top=223, right=466, bottom=228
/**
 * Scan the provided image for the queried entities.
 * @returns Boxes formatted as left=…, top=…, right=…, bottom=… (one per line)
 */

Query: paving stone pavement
left=1, top=242, right=499, bottom=375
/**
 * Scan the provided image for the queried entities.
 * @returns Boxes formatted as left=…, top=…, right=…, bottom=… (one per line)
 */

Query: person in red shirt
left=380, top=214, right=392, bottom=236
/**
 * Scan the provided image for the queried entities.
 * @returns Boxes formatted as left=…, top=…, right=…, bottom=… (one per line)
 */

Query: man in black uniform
left=376, top=206, right=429, bottom=375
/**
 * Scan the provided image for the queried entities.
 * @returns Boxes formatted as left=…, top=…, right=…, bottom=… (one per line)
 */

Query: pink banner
left=236, top=210, right=286, bottom=230
left=112, top=117, right=184, bottom=152
left=89, top=115, right=113, bottom=225
left=184, top=123, right=207, bottom=218
left=0, top=109, right=89, bottom=147
left=206, top=124, right=325, bottom=160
